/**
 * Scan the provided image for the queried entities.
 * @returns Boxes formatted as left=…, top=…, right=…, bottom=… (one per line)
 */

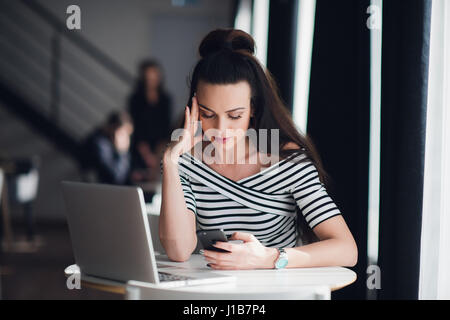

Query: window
left=292, top=0, right=317, bottom=133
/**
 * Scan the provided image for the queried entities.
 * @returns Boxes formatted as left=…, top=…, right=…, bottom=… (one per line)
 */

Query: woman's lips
left=213, top=136, right=229, bottom=143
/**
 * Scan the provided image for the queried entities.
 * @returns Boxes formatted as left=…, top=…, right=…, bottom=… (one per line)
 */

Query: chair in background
left=0, top=157, right=40, bottom=252
left=6, top=157, right=39, bottom=242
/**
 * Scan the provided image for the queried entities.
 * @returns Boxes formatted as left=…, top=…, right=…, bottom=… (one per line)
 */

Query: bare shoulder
left=282, top=142, right=301, bottom=151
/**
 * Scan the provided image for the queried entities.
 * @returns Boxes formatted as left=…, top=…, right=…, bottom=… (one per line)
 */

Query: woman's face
left=196, top=80, right=253, bottom=150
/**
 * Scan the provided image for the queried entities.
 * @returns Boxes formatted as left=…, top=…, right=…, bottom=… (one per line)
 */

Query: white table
left=65, top=191, right=356, bottom=299
left=65, top=254, right=356, bottom=300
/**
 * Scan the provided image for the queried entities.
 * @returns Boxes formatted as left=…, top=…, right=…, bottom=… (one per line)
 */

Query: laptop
left=61, top=181, right=235, bottom=288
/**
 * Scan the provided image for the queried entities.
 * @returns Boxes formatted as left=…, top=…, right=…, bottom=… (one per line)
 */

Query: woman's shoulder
left=280, top=143, right=308, bottom=162
left=282, top=142, right=301, bottom=151
left=277, top=144, right=318, bottom=182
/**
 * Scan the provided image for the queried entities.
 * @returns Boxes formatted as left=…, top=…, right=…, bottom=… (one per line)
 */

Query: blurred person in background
left=128, top=59, right=173, bottom=182
left=83, top=111, right=134, bottom=185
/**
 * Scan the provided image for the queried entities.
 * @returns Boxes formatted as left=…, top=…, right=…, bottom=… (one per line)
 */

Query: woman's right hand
left=164, top=95, right=202, bottom=165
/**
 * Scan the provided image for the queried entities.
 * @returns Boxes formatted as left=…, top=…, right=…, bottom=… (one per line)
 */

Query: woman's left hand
left=202, top=232, right=278, bottom=270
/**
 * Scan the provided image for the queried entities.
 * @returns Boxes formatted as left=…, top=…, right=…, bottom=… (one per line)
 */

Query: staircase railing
left=0, top=0, right=135, bottom=151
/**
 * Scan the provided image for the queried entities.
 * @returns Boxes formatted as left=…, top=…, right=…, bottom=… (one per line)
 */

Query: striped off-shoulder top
left=177, top=151, right=342, bottom=248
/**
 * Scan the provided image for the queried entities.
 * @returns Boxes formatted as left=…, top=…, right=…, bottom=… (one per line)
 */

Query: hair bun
left=199, top=28, right=255, bottom=58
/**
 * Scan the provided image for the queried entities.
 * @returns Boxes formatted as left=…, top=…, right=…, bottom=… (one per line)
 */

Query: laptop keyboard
left=158, top=271, right=194, bottom=282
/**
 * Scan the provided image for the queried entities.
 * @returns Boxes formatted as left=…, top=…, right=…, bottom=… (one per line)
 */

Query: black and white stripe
left=178, top=152, right=341, bottom=248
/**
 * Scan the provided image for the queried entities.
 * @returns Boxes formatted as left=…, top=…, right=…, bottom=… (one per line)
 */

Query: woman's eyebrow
left=198, top=104, right=245, bottom=113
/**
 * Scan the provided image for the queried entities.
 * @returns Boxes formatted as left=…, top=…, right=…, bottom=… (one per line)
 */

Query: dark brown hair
left=187, top=28, right=328, bottom=185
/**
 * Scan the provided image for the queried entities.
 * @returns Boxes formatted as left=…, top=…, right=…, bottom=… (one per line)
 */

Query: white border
left=419, top=0, right=450, bottom=300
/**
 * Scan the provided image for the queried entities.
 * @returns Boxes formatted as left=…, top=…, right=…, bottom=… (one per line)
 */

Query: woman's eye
left=200, top=112, right=242, bottom=120
left=200, top=113, right=215, bottom=119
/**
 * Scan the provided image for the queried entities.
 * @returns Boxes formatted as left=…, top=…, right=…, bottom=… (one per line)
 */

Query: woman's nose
left=215, top=116, right=229, bottom=133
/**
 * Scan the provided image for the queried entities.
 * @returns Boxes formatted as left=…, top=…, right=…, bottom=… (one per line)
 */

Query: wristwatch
left=274, top=248, right=288, bottom=269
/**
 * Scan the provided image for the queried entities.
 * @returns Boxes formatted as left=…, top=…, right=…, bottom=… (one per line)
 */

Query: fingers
left=203, top=252, right=235, bottom=269
left=212, top=241, right=235, bottom=253
left=202, top=248, right=234, bottom=262
left=204, top=256, right=234, bottom=266
left=184, top=96, right=199, bottom=133
left=184, top=106, right=190, bottom=131
left=208, top=264, right=238, bottom=270
left=202, top=242, right=239, bottom=268
left=191, top=96, right=199, bottom=134
left=229, top=232, right=257, bottom=243
left=175, top=96, right=201, bottom=158
left=191, top=96, right=199, bottom=121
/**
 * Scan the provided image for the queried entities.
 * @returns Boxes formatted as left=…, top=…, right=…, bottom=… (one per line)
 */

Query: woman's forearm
left=159, top=155, right=197, bottom=261
left=281, top=238, right=358, bottom=268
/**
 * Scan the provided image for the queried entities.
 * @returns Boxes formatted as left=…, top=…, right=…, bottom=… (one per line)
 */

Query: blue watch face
left=276, top=258, right=288, bottom=269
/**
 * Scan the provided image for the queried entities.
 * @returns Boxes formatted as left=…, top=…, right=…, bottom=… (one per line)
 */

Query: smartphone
left=196, top=229, right=230, bottom=253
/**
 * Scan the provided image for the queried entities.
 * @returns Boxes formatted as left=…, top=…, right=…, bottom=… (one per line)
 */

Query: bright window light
left=251, top=0, right=270, bottom=67
left=292, top=0, right=316, bottom=134
left=367, top=0, right=383, bottom=270
left=234, top=0, right=252, bottom=34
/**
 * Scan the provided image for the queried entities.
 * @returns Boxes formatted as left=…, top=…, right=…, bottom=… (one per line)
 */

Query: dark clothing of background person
left=83, top=129, right=131, bottom=185
left=128, top=91, right=172, bottom=169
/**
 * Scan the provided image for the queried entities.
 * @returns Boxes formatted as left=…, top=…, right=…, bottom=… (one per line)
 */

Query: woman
left=159, top=29, right=357, bottom=269
left=128, top=59, right=172, bottom=181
